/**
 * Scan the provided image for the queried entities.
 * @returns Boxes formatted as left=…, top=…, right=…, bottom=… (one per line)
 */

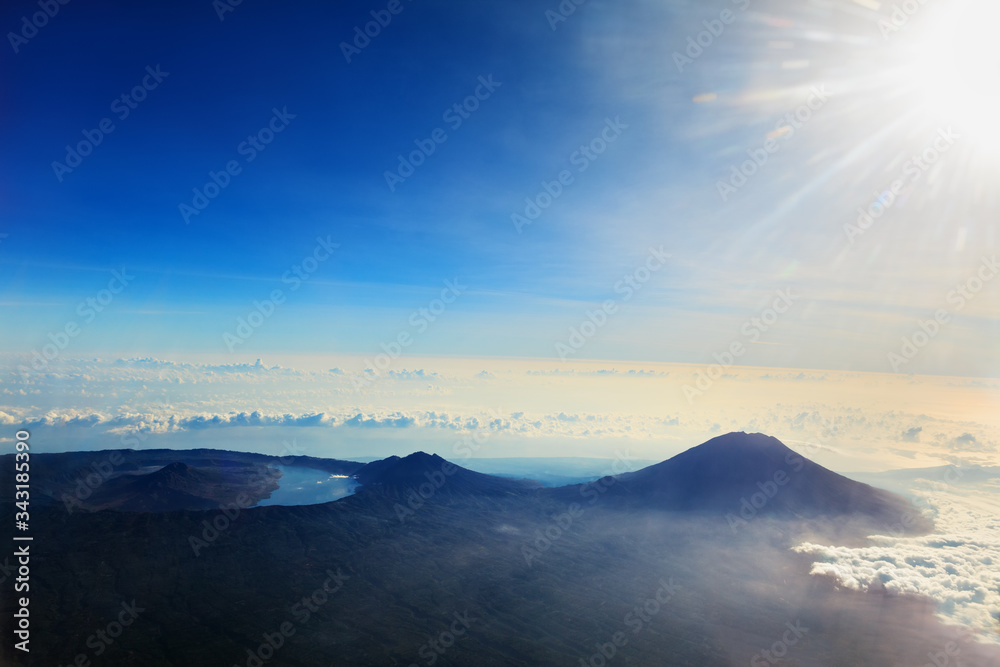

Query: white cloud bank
left=1, top=355, right=998, bottom=469
left=796, top=483, right=1000, bottom=643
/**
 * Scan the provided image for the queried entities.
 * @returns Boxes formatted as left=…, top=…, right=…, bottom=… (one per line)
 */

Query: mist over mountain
left=4, top=432, right=997, bottom=666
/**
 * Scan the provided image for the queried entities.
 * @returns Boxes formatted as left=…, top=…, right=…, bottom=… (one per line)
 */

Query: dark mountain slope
left=354, top=451, right=537, bottom=498
left=551, top=432, right=931, bottom=533
left=82, top=461, right=263, bottom=512
left=0, top=448, right=364, bottom=512
left=1, top=434, right=984, bottom=666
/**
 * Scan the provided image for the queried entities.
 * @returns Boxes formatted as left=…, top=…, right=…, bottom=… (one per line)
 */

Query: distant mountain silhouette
left=354, top=451, right=536, bottom=498
left=5, top=448, right=367, bottom=513
left=554, top=432, right=931, bottom=531
left=14, top=435, right=929, bottom=530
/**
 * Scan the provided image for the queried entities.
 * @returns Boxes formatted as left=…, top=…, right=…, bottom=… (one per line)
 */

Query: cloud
left=179, top=412, right=332, bottom=429
left=947, top=433, right=996, bottom=453
left=342, top=413, right=417, bottom=428
left=19, top=405, right=651, bottom=441
left=4, top=356, right=1000, bottom=469
left=371, top=369, right=438, bottom=380
left=902, top=426, right=923, bottom=442
left=794, top=489, right=1000, bottom=643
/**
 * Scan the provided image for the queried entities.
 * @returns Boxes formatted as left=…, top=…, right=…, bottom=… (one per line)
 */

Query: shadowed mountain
left=4, top=434, right=988, bottom=667
left=354, top=451, right=538, bottom=498
left=552, top=432, right=932, bottom=533
left=0, top=448, right=364, bottom=512
left=82, top=461, right=280, bottom=512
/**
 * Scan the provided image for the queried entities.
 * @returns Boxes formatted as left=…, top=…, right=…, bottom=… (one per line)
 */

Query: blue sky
left=1, top=0, right=998, bottom=375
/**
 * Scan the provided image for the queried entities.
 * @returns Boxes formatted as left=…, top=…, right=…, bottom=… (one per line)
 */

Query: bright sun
left=897, top=0, right=1000, bottom=153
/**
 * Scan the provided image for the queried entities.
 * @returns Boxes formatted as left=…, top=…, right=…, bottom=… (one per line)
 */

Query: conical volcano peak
left=399, top=451, right=446, bottom=464
left=576, top=432, right=931, bottom=533
left=694, top=432, right=789, bottom=452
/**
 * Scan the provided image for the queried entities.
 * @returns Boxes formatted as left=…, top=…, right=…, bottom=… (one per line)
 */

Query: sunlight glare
left=902, top=0, right=1000, bottom=154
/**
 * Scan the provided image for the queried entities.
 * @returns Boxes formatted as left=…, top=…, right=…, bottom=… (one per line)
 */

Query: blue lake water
left=254, top=465, right=359, bottom=507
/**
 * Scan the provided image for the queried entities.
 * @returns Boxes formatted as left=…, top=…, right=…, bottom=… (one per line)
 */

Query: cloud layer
left=2, top=355, right=998, bottom=469
left=796, top=482, right=1000, bottom=643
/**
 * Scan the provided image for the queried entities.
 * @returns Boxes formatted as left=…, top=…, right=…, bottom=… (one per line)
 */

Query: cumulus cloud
left=949, top=433, right=995, bottom=453
left=10, top=404, right=654, bottom=442
left=365, top=369, right=438, bottom=381
left=179, top=412, right=331, bottom=429
left=795, top=489, right=1000, bottom=643
left=902, top=426, right=923, bottom=442
left=342, top=413, right=416, bottom=428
